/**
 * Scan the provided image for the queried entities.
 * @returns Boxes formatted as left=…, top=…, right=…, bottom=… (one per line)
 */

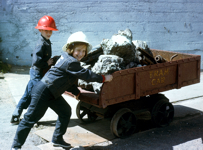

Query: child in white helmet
left=10, top=15, right=58, bottom=125
left=11, top=31, right=113, bottom=150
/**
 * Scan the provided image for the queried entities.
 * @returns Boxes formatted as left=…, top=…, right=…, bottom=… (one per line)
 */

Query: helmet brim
left=35, top=26, right=58, bottom=31
left=62, top=41, right=92, bottom=53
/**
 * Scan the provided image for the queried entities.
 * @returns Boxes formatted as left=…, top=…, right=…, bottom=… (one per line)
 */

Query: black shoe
left=52, top=138, right=71, bottom=148
left=10, top=115, right=20, bottom=124
left=10, top=107, right=23, bottom=124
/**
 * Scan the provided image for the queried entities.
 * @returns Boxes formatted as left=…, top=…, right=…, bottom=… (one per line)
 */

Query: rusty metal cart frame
left=75, top=49, right=201, bottom=137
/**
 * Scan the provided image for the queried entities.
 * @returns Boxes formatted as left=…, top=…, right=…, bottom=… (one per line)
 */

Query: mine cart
left=75, top=49, right=201, bottom=138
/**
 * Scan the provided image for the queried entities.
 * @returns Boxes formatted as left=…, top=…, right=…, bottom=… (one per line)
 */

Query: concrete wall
left=0, top=0, right=203, bottom=69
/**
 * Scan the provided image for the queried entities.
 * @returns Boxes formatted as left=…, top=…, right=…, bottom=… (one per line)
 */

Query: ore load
left=79, top=28, right=159, bottom=94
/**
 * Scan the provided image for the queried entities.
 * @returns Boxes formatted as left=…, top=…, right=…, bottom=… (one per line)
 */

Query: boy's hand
left=47, top=58, right=54, bottom=66
left=104, top=75, right=113, bottom=82
left=52, top=55, right=60, bottom=64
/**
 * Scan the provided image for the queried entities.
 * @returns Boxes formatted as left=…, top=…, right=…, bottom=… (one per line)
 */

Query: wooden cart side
left=99, top=68, right=137, bottom=108
left=138, top=57, right=200, bottom=96
left=100, top=50, right=201, bottom=108
left=176, top=56, right=201, bottom=88
left=151, top=49, right=201, bottom=88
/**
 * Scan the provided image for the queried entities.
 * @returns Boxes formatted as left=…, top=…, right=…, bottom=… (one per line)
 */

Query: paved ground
left=0, top=67, right=46, bottom=150
left=0, top=65, right=203, bottom=150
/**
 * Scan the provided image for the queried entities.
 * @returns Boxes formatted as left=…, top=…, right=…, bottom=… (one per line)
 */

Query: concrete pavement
left=4, top=65, right=203, bottom=149
left=4, top=66, right=78, bottom=122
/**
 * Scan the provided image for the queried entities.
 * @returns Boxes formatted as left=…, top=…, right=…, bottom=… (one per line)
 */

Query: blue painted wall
left=0, top=0, right=203, bottom=69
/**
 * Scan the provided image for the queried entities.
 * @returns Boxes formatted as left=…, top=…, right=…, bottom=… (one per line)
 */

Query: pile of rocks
left=79, top=28, right=154, bottom=94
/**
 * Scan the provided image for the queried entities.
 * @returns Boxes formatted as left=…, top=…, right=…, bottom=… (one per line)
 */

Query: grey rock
left=132, top=40, right=154, bottom=63
left=133, top=40, right=149, bottom=50
left=79, top=55, right=124, bottom=93
left=78, top=63, right=94, bottom=91
left=78, top=79, right=93, bottom=91
left=91, top=55, right=124, bottom=94
left=118, top=28, right=133, bottom=41
left=126, top=62, right=138, bottom=69
left=92, top=82, right=103, bottom=94
left=91, top=55, right=124, bottom=74
left=101, top=28, right=139, bottom=65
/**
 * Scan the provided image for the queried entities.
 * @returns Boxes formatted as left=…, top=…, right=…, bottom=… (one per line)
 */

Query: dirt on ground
left=0, top=67, right=48, bottom=150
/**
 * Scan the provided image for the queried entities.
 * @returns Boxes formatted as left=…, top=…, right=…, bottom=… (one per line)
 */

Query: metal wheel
left=151, top=100, right=174, bottom=127
left=110, top=108, right=137, bottom=138
left=76, top=101, right=98, bottom=123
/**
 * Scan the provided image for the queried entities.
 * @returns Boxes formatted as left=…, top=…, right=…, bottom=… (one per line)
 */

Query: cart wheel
left=76, top=101, right=98, bottom=123
left=110, top=108, right=137, bottom=138
left=151, top=100, right=174, bottom=127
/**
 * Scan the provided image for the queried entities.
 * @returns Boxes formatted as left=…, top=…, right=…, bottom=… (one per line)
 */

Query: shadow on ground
left=35, top=105, right=203, bottom=149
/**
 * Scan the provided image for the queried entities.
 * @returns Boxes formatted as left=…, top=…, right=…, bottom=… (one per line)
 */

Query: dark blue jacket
left=41, top=52, right=103, bottom=99
left=32, top=35, right=52, bottom=70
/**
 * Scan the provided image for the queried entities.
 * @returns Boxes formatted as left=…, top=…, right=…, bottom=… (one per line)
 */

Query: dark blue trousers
left=17, top=68, right=42, bottom=110
left=12, top=81, right=72, bottom=148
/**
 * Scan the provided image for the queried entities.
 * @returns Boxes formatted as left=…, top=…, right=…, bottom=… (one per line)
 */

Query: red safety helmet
left=35, top=15, right=58, bottom=31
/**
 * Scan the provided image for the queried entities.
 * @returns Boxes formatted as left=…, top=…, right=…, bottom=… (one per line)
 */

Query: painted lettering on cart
left=149, top=68, right=169, bottom=85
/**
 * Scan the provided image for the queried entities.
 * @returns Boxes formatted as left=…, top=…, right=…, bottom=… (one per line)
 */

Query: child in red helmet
left=10, top=15, right=58, bottom=125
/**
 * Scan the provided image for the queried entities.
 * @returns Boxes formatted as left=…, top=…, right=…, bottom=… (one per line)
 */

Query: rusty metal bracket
left=135, top=72, right=140, bottom=99
left=177, top=64, right=182, bottom=89
left=197, top=58, right=200, bottom=82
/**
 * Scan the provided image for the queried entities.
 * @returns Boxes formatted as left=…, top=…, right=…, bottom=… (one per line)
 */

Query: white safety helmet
left=62, top=31, right=92, bottom=53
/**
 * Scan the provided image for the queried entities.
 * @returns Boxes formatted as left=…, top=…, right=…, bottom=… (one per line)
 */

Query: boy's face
left=72, top=44, right=87, bottom=61
left=39, top=30, right=52, bottom=40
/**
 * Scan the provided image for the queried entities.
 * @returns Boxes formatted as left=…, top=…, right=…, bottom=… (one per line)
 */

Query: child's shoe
left=52, top=138, right=71, bottom=148
left=10, top=107, right=23, bottom=124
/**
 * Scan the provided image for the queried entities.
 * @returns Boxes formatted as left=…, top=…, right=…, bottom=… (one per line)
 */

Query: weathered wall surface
left=0, top=0, right=203, bottom=69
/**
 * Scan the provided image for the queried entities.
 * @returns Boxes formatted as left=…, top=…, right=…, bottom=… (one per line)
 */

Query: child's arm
left=42, top=55, right=61, bottom=77
left=66, top=62, right=113, bottom=83
left=32, top=43, right=52, bottom=69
